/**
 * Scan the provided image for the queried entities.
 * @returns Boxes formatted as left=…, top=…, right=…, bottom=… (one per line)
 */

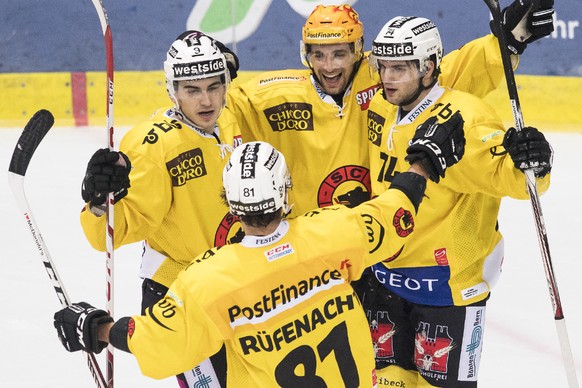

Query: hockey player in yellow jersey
left=54, top=127, right=466, bottom=387
left=358, top=14, right=554, bottom=387
left=79, top=31, right=242, bottom=387
left=227, top=3, right=512, bottom=217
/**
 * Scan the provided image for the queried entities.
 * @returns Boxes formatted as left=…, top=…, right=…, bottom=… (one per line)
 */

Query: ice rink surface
left=1, top=125, right=581, bottom=387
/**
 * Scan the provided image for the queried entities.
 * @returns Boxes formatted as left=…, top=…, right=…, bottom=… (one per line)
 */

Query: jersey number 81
left=274, top=321, right=359, bottom=387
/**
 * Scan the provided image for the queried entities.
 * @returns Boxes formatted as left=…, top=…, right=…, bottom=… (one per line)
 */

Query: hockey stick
left=8, top=110, right=107, bottom=388
left=485, top=1, right=579, bottom=387
left=89, top=1, right=115, bottom=386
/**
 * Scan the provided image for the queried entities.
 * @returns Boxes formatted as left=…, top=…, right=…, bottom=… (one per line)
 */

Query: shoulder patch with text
left=263, top=102, right=314, bottom=132
left=355, top=83, right=381, bottom=111
left=259, top=75, right=307, bottom=86
left=142, top=119, right=182, bottom=145
left=166, top=148, right=207, bottom=186
left=264, top=242, right=294, bottom=262
left=367, top=110, right=386, bottom=147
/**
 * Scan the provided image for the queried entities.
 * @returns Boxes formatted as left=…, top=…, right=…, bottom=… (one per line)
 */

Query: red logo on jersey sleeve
left=127, top=318, right=135, bottom=338
left=392, top=207, right=414, bottom=237
left=434, top=248, right=449, bottom=266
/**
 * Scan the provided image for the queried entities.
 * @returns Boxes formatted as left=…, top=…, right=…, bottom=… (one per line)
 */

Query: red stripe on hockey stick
left=89, top=1, right=115, bottom=386
left=485, top=1, right=579, bottom=387
left=71, top=72, right=88, bottom=126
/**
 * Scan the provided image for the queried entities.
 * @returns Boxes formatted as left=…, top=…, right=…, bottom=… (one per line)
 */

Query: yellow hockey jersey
left=126, top=186, right=419, bottom=386
left=366, top=85, right=550, bottom=306
left=227, top=35, right=505, bottom=216
left=80, top=107, right=242, bottom=287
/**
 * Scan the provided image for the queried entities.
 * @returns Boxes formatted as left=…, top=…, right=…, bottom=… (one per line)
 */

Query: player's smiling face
left=174, top=76, right=226, bottom=133
left=309, top=43, right=356, bottom=96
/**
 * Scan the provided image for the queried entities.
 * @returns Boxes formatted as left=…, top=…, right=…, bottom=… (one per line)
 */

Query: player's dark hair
left=427, top=54, right=441, bottom=86
left=239, top=211, right=282, bottom=228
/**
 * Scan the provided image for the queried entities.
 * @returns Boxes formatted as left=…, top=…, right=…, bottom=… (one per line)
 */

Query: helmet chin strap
left=172, top=101, right=223, bottom=136
left=282, top=177, right=294, bottom=217
left=398, top=77, right=426, bottom=108
left=171, top=96, right=198, bottom=129
left=175, top=106, right=200, bottom=129
left=169, top=86, right=226, bottom=134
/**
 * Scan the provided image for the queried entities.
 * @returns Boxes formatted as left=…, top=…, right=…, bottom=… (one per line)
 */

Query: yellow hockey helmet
left=301, top=4, right=364, bottom=66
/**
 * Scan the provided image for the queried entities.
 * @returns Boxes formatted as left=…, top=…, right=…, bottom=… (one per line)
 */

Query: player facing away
left=356, top=14, right=553, bottom=387
left=79, top=31, right=242, bottom=387
left=55, top=115, right=466, bottom=387
left=227, top=2, right=526, bottom=217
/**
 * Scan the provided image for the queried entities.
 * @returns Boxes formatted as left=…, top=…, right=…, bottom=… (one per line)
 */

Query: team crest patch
left=415, top=322, right=455, bottom=376
left=214, top=212, right=244, bottom=247
left=392, top=207, right=414, bottom=237
left=318, top=165, right=371, bottom=208
left=370, top=310, right=396, bottom=360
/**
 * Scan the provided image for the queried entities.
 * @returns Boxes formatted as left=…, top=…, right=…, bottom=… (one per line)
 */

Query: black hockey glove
left=503, top=126, right=553, bottom=177
left=81, top=148, right=131, bottom=206
left=525, top=0, right=555, bottom=43
left=54, top=302, right=113, bottom=353
left=491, top=0, right=555, bottom=55
left=213, top=40, right=239, bottom=80
left=405, top=112, right=466, bottom=183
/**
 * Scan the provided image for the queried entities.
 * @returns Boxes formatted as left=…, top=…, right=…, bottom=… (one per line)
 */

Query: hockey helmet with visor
left=300, top=4, right=364, bottom=67
left=164, top=31, right=229, bottom=103
left=370, top=16, right=443, bottom=84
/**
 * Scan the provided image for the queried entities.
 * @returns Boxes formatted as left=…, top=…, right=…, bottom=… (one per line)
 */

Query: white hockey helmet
left=163, top=31, right=229, bottom=101
left=370, top=16, right=443, bottom=74
left=223, top=142, right=292, bottom=216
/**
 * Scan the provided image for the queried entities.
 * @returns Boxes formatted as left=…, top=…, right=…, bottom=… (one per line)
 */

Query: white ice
left=1, top=126, right=580, bottom=387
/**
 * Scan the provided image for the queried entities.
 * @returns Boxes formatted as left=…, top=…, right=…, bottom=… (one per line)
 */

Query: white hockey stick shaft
left=484, top=1, right=579, bottom=386
left=9, top=174, right=108, bottom=388
left=90, top=1, right=115, bottom=387
left=8, top=110, right=107, bottom=388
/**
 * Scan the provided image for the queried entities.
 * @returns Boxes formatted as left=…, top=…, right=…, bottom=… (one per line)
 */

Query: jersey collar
left=241, top=220, right=290, bottom=247
left=310, top=75, right=350, bottom=117
left=397, top=83, right=444, bottom=125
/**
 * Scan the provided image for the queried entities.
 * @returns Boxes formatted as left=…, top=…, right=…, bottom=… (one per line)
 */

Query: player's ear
left=422, top=60, right=436, bottom=87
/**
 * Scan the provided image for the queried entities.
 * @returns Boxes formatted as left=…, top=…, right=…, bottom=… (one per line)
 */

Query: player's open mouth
left=384, top=87, right=397, bottom=96
left=322, top=74, right=341, bottom=83
left=198, top=110, right=215, bottom=119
